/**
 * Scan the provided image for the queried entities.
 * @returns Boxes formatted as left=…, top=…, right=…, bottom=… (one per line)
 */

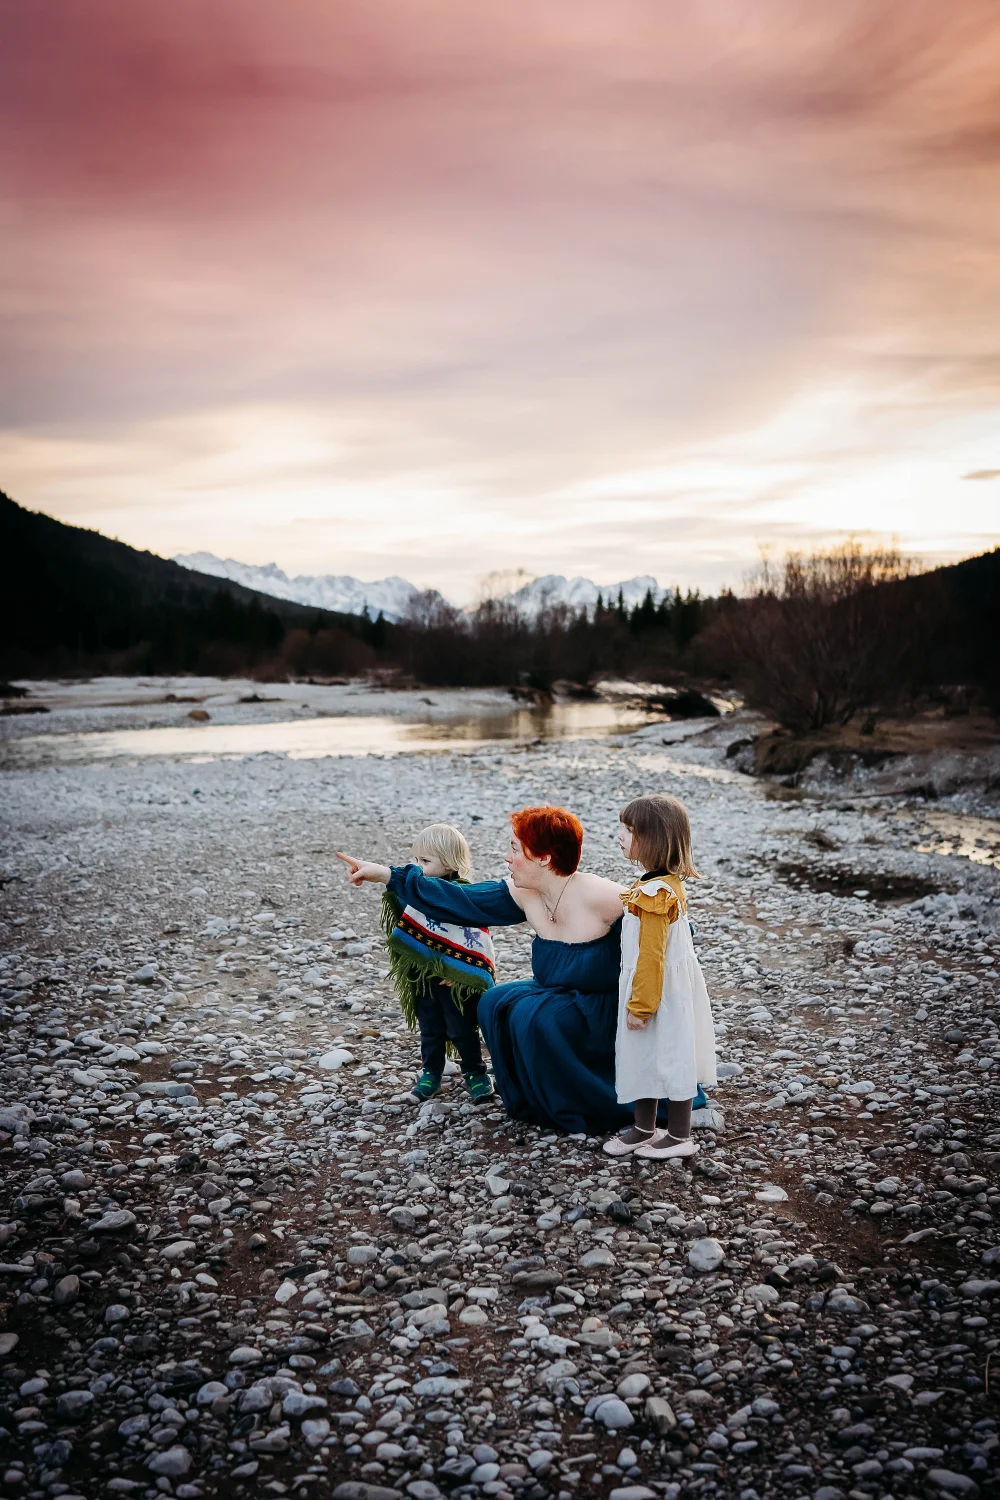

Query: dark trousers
left=416, top=979, right=485, bottom=1077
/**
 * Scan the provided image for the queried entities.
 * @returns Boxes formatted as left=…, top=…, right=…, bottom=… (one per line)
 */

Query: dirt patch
left=775, top=861, right=943, bottom=906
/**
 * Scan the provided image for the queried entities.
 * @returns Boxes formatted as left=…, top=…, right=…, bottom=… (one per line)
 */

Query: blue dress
left=388, top=865, right=706, bottom=1134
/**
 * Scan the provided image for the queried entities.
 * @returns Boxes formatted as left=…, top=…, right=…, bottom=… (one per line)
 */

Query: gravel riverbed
left=1, top=693, right=999, bottom=1500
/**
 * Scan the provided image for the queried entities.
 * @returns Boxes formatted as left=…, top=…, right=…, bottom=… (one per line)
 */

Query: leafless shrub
left=715, top=541, right=927, bottom=731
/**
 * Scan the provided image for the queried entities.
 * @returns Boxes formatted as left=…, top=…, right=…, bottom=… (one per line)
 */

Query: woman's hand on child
left=334, top=853, right=391, bottom=887
left=626, top=1011, right=649, bottom=1030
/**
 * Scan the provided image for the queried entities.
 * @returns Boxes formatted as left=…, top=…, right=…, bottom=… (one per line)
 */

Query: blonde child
left=337, top=824, right=496, bottom=1105
left=603, top=793, right=717, bottom=1159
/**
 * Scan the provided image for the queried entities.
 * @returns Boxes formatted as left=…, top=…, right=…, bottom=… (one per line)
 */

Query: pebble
left=927, top=1472, right=981, bottom=1495
left=688, top=1236, right=726, bottom=1271
left=55, top=1390, right=94, bottom=1419
left=147, top=1447, right=192, bottom=1477
left=593, top=1397, right=634, bottom=1430
left=318, top=1048, right=355, bottom=1070
left=580, top=1245, right=617, bottom=1269
left=616, top=1372, right=650, bottom=1398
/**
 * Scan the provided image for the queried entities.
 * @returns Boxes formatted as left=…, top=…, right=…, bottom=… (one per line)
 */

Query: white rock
left=159, top=1240, right=197, bottom=1261
left=580, top=1245, right=617, bottom=1270
left=688, top=1238, right=726, bottom=1272
left=413, top=1375, right=460, bottom=1397
left=196, top=1381, right=229, bottom=1404
left=347, top=1245, right=378, bottom=1265
left=459, top=1304, right=489, bottom=1325
left=595, top=1397, right=634, bottom=1430
left=744, top=1284, right=780, bottom=1305
left=617, top=1373, right=650, bottom=1398
left=146, top=1447, right=191, bottom=1477
left=229, top=1346, right=264, bottom=1365
left=755, top=1184, right=788, bottom=1203
left=317, top=1049, right=354, bottom=1070
left=213, top=1130, right=244, bottom=1151
left=302, top=1417, right=331, bottom=1447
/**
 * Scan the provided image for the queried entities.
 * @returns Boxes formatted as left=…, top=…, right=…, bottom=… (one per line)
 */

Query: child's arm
left=336, top=853, right=391, bottom=885
left=624, top=886, right=681, bottom=1025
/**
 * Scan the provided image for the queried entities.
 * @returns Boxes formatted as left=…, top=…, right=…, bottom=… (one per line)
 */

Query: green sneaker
left=466, top=1071, right=495, bottom=1106
left=409, top=1070, right=441, bottom=1103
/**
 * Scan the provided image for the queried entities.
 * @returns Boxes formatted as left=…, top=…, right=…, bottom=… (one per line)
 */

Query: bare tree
left=717, top=541, right=925, bottom=731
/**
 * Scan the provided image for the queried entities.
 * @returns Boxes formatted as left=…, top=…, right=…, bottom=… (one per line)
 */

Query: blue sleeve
left=387, top=865, right=524, bottom=927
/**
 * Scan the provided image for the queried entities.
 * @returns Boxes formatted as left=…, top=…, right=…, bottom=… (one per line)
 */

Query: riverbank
left=1, top=688, right=998, bottom=1498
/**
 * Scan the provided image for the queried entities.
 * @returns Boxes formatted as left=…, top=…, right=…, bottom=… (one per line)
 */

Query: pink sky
left=2, top=0, right=1000, bottom=599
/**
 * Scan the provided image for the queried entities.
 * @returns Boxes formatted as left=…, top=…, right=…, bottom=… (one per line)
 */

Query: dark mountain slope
left=0, top=492, right=380, bottom=677
left=901, top=546, right=1000, bottom=706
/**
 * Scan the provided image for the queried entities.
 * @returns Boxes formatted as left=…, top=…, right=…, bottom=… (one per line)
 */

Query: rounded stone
left=595, top=1397, right=634, bottom=1430
left=744, top=1284, right=780, bottom=1305
left=147, top=1446, right=192, bottom=1477
left=616, top=1373, right=650, bottom=1399
left=688, top=1237, right=725, bottom=1272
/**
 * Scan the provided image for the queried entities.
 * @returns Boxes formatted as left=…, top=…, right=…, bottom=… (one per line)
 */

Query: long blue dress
left=387, top=865, right=703, bottom=1134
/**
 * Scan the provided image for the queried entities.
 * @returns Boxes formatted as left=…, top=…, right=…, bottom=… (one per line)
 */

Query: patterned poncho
left=380, top=884, right=496, bottom=1032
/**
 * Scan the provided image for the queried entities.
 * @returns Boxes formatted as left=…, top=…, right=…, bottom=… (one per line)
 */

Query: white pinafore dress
left=615, top=876, right=717, bottom=1102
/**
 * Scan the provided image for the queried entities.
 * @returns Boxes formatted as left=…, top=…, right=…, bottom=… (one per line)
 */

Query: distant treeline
left=355, top=585, right=734, bottom=690
left=2, top=493, right=998, bottom=730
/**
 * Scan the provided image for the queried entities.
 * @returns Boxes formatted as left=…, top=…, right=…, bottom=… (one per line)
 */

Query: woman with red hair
left=338, top=805, right=635, bottom=1133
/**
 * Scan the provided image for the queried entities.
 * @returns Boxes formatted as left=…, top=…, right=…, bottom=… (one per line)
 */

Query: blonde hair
left=412, top=823, right=473, bottom=881
left=620, top=793, right=700, bottom=879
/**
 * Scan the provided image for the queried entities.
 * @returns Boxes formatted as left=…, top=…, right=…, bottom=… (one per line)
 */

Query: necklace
left=540, top=873, right=574, bottom=924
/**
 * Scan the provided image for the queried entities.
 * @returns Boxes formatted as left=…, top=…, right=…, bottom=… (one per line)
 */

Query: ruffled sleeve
left=621, top=884, right=682, bottom=1019
left=387, top=865, right=524, bottom=927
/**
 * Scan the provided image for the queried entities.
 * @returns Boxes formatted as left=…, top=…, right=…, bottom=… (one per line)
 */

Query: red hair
left=510, top=806, right=583, bottom=876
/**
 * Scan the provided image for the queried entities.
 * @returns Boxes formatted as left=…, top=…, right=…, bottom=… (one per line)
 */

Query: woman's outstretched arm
left=389, top=864, right=525, bottom=926
left=336, top=853, right=524, bottom=927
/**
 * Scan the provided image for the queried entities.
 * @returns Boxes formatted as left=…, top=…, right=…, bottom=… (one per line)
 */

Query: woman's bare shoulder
left=576, top=870, right=624, bottom=893
left=576, top=871, right=627, bottom=916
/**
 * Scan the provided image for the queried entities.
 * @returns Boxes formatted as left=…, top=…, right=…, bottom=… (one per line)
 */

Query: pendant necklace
left=541, top=873, right=574, bottom=924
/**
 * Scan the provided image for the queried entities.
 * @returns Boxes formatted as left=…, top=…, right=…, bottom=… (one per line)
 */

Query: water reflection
left=913, top=809, right=1000, bottom=872
left=6, top=701, right=658, bottom=768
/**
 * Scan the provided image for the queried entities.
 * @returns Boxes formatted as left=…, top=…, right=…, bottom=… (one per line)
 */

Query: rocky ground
left=1, top=688, right=999, bottom=1500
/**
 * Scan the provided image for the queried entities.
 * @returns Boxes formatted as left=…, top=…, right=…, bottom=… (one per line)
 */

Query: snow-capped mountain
left=173, top=553, right=429, bottom=623
left=505, top=574, right=668, bottom=617
left=173, top=552, right=668, bottom=622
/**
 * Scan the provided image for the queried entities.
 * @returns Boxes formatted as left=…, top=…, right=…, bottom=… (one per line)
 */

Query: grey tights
left=634, top=1098, right=692, bottom=1139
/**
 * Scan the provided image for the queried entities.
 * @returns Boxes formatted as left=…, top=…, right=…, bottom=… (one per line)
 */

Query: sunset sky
left=2, top=0, right=1000, bottom=600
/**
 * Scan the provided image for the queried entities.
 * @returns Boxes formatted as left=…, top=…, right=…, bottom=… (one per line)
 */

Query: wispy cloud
left=2, top=0, right=1000, bottom=597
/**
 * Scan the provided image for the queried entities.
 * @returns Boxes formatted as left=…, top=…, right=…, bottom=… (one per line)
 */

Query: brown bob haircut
left=620, top=793, right=700, bottom=878
left=510, top=806, right=583, bottom=876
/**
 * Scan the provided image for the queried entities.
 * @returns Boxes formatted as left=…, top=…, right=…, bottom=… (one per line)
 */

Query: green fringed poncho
left=380, top=884, right=497, bottom=1035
